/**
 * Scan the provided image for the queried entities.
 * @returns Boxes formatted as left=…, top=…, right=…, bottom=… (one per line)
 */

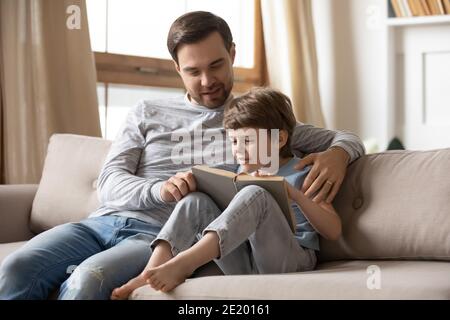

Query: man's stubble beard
left=189, top=75, right=234, bottom=108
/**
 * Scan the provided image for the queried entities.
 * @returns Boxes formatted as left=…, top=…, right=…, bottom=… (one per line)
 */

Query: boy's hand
left=250, top=170, right=271, bottom=177
left=160, top=171, right=196, bottom=202
left=294, top=146, right=350, bottom=204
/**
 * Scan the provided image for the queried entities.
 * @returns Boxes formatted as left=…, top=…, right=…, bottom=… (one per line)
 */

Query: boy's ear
left=278, top=130, right=288, bottom=149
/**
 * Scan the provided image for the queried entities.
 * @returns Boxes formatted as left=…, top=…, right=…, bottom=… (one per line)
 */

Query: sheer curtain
left=0, top=0, right=101, bottom=184
left=261, top=0, right=325, bottom=127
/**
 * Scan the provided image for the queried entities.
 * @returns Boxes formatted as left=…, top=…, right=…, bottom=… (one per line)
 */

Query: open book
left=191, top=165, right=296, bottom=233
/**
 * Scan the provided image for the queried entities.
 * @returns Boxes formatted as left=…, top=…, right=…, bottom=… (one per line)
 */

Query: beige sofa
left=1, top=134, right=449, bottom=299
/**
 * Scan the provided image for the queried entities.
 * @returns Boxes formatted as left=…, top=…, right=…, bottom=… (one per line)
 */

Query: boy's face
left=175, top=32, right=235, bottom=109
left=228, top=128, right=281, bottom=173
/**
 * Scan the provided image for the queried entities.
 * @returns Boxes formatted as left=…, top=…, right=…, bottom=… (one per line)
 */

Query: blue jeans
left=153, top=185, right=316, bottom=275
left=0, top=216, right=160, bottom=300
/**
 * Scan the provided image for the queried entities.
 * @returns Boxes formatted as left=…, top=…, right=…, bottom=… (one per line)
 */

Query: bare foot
left=147, top=240, right=174, bottom=268
left=111, top=273, right=147, bottom=300
left=111, top=241, right=175, bottom=300
left=145, top=254, right=197, bottom=292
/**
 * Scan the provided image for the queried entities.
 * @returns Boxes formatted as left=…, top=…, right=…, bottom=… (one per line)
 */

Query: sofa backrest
left=319, top=148, right=450, bottom=262
left=30, top=134, right=111, bottom=233
left=31, top=134, right=450, bottom=261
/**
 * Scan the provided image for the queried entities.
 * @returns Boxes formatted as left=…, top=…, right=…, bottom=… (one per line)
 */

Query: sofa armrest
left=0, top=184, right=37, bottom=243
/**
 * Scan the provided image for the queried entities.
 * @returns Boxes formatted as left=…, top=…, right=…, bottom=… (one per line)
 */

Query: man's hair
left=167, top=11, right=233, bottom=64
left=223, top=87, right=297, bottom=158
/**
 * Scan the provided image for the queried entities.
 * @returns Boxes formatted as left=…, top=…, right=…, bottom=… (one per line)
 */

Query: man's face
left=175, top=32, right=235, bottom=109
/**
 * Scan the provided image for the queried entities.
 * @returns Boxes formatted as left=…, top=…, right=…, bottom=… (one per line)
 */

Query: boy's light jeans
left=0, top=216, right=160, bottom=300
left=153, top=185, right=317, bottom=275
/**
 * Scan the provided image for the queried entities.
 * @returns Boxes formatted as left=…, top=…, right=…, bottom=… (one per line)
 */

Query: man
left=0, top=11, right=364, bottom=300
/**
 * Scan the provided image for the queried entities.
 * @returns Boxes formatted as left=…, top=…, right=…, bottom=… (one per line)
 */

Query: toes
left=153, top=279, right=161, bottom=288
left=150, top=279, right=160, bottom=290
left=110, top=288, right=124, bottom=300
left=160, top=282, right=176, bottom=293
left=148, top=278, right=159, bottom=289
left=155, top=281, right=166, bottom=291
left=144, top=269, right=156, bottom=278
left=111, top=287, right=123, bottom=297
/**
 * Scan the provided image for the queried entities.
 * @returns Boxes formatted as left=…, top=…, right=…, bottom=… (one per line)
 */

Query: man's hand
left=294, top=146, right=350, bottom=204
left=160, top=171, right=197, bottom=202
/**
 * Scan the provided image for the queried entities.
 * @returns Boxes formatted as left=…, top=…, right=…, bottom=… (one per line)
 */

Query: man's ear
left=174, top=60, right=181, bottom=74
left=279, top=130, right=289, bottom=150
left=230, top=42, right=236, bottom=65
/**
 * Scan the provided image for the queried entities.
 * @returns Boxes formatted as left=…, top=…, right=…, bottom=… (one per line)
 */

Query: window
left=87, top=0, right=265, bottom=139
left=87, top=0, right=265, bottom=92
left=97, top=84, right=184, bottom=140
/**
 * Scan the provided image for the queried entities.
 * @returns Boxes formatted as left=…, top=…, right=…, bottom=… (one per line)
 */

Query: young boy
left=111, top=87, right=342, bottom=299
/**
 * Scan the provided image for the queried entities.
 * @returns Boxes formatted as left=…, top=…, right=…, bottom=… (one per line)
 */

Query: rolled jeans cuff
left=150, top=233, right=182, bottom=257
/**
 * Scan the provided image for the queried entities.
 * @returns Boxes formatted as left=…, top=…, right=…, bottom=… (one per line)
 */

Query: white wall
left=313, top=0, right=389, bottom=151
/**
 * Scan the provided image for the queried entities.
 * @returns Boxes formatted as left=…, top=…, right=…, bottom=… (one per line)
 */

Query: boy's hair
left=167, top=11, right=233, bottom=64
left=223, top=87, right=297, bottom=158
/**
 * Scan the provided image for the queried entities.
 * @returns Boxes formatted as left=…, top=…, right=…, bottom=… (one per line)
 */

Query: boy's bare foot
left=145, top=254, right=197, bottom=292
left=148, top=240, right=174, bottom=268
left=111, top=240, right=174, bottom=300
left=111, top=273, right=147, bottom=300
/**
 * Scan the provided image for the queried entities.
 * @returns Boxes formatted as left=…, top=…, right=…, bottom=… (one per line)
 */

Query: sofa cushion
left=130, top=260, right=450, bottom=300
left=30, top=134, right=111, bottom=233
left=319, top=148, right=450, bottom=262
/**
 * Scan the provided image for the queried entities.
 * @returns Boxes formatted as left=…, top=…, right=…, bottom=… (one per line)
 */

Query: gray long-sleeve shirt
left=90, top=94, right=365, bottom=226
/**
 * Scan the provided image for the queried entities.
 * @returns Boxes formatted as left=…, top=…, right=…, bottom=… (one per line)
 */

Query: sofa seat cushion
left=130, top=260, right=450, bottom=300
left=0, top=242, right=27, bottom=264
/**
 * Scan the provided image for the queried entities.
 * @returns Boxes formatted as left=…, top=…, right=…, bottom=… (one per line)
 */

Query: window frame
left=93, top=0, right=266, bottom=93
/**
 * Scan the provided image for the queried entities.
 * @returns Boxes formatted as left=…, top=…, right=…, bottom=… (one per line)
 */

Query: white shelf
left=387, top=15, right=450, bottom=27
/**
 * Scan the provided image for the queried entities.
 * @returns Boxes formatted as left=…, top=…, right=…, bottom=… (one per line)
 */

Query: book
left=444, top=0, right=450, bottom=13
left=408, top=0, right=421, bottom=16
left=191, top=165, right=296, bottom=233
left=427, top=0, right=442, bottom=14
left=391, top=0, right=404, bottom=17
left=419, top=0, right=432, bottom=15
left=436, top=0, right=446, bottom=13
left=415, top=0, right=426, bottom=15
left=400, top=0, right=413, bottom=16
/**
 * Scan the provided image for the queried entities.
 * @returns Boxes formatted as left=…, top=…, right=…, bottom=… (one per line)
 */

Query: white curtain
left=0, top=0, right=101, bottom=184
left=261, top=0, right=325, bottom=127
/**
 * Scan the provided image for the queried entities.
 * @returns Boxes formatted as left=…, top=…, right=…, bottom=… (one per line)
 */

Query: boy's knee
left=171, top=192, right=220, bottom=225
left=238, top=185, right=268, bottom=197
left=177, top=192, right=217, bottom=212
left=180, top=192, right=212, bottom=204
